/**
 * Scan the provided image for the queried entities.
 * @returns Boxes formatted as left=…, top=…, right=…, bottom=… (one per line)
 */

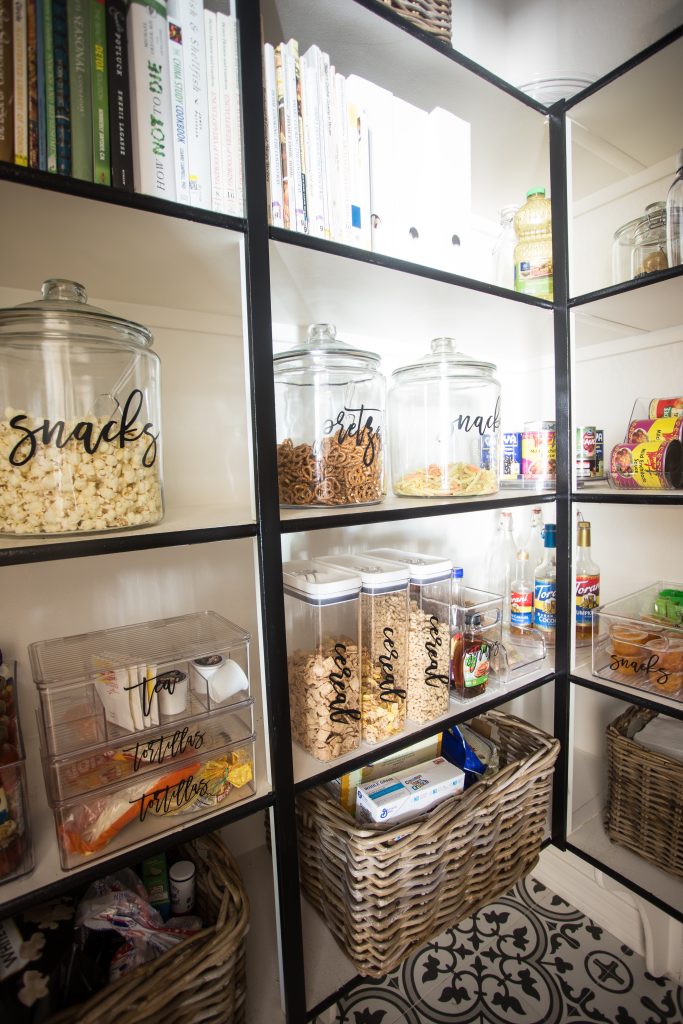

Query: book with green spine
left=90, top=0, right=109, bottom=184
left=67, top=0, right=91, bottom=180
left=42, top=0, right=56, bottom=171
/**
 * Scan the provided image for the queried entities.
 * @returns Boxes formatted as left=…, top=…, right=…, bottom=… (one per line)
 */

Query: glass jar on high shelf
left=0, top=280, right=163, bottom=536
left=633, top=202, right=668, bottom=277
left=273, top=323, right=386, bottom=507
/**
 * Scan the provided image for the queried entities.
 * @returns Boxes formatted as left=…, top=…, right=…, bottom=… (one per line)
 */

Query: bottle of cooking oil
left=514, top=188, right=553, bottom=300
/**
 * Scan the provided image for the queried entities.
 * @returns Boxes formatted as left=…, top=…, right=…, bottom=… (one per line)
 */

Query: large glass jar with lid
left=611, top=215, right=645, bottom=285
left=632, top=201, right=668, bottom=277
left=274, top=323, right=386, bottom=507
left=0, top=280, right=163, bottom=535
left=389, top=339, right=501, bottom=498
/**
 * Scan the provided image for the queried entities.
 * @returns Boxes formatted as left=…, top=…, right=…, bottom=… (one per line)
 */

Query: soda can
left=648, top=397, right=683, bottom=418
left=481, top=434, right=499, bottom=473
left=626, top=417, right=683, bottom=444
left=502, top=432, right=522, bottom=480
left=609, top=439, right=683, bottom=490
left=575, top=427, right=596, bottom=479
left=594, top=429, right=604, bottom=477
left=522, top=422, right=556, bottom=484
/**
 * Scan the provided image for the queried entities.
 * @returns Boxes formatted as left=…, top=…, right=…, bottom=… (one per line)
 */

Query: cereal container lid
left=315, top=554, right=410, bottom=592
left=365, top=549, right=452, bottom=583
left=282, top=560, right=362, bottom=602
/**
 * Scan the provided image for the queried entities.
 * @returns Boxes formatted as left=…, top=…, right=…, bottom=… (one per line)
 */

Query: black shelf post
left=237, top=3, right=307, bottom=1021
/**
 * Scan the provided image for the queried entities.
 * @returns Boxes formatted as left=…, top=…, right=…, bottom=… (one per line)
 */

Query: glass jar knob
left=307, top=323, right=337, bottom=344
left=41, top=279, right=88, bottom=304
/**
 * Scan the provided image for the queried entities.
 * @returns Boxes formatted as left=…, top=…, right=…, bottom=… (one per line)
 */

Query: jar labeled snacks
left=0, top=280, right=163, bottom=535
left=316, top=554, right=409, bottom=744
left=367, top=549, right=451, bottom=723
left=283, top=561, right=362, bottom=762
left=274, top=324, right=386, bottom=507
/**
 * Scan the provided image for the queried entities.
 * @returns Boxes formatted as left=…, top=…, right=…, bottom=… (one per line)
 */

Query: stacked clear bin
left=0, top=661, right=34, bottom=885
left=367, top=549, right=452, bottom=723
left=316, top=554, right=409, bottom=744
left=28, top=611, right=256, bottom=869
left=283, top=561, right=363, bottom=762
left=592, top=581, right=683, bottom=702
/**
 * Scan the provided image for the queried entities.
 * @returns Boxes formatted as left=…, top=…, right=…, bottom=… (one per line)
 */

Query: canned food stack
left=27, top=611, right=256, bottom=869
left=609, top=397, right=683, bottom=491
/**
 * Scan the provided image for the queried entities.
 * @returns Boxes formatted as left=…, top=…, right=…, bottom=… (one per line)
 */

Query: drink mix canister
left=522, top=421, right=556, bottom=488
left=627, top=418, right=683, bottom=444
left=609, top=439, right=683, bottom=490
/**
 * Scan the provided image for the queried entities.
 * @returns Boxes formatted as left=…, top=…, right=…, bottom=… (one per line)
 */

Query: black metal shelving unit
left=0, top=1, right=681, bottom=1021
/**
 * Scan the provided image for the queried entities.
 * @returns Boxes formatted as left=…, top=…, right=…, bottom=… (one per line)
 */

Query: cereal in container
left=0, top=280, right=163, bottom=535
left=274, top=324, right=386, bottom=507
left=367, top=548, right=451, bottom=723
left=283, top=560, right=362, bottom=762
left=316, top=554, right=409, bottom=744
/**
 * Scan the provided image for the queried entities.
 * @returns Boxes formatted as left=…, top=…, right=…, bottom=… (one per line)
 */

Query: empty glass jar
left=274, top=324, right=386, bottom=507
left=389, top=339, right=501, bottom=498
left=0, top=280, right=163, bottom=535
left=611, top=216, right=645, bottom=285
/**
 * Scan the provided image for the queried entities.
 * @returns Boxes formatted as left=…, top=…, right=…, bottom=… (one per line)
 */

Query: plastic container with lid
left=283, top=560, right=362, bottom=761
left=633, top=201, right=668, bottom=277
left=389, top=339, right=501, bottom=499
left=274, top=323, right=386, bottom=508
left=514, top=189, right=553, bottom=300
left=367, top=548, right=452, bottom=723
left=315, top=553, right=410, bottom=744
left=611, top=216, right=645, bottom=285
left=0, top=279, right=163, bottom=535
left=450, top=587, right=503, bottom=700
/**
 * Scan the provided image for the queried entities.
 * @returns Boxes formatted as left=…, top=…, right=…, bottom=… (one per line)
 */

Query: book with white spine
left=178, top=0, right=211, bottom=208
left=12, top=0, right=28, bottom=166
left=216, top=0, right=242, bottom=216
left=286, top=38, right=306, bottom=234
left=282, top=41, right=305, bottom=233
left=127, top=0, right=176, bottom=200
left=203, top=5, right=223, bottom=211
left=346, top=74, right=395, bottom=256
left=273, top=43, right=289, bottom=228
left=317, top=48, right=335, bottom=241
left=263, top=42, right=283, bottom=228
left=167, top=0, right=190, bottom=204
left=333, top=72, right=350, bottom=244
left=346, top=99, right=370, bottom=250
left=301, top=46, right=326, bottom=238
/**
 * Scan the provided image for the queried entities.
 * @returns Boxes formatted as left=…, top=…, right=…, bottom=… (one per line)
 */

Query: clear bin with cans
left=367, top=549, right=452, bottom=723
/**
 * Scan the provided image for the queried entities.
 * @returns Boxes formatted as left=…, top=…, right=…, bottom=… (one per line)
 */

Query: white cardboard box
left=356, top=756, right=465, bottom=826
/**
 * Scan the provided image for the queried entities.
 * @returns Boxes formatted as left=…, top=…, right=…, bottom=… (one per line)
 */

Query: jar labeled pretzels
left=274, top=324, right=386, bottom=507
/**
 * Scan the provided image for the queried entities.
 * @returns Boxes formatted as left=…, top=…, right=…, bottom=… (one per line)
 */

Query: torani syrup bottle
left=534, top=523, right=557, bottom=646
left=575, top=520, right=600, bottom=646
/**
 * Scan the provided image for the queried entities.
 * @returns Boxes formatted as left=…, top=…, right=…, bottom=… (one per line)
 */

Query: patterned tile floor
left=316, top=876, right=683, bottom=1024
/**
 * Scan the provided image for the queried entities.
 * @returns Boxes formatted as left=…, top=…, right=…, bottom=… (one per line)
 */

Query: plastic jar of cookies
left=0, top=280, right=163, bottom=535
left=367, top=548, right=452, bottom=723
left=389, top=339, right=501, bottom=498
left=283, top=560, right=362, bottom=762
left=274, top=324, right=386, bottom=507
left=315, top=553, right=409, bottom=744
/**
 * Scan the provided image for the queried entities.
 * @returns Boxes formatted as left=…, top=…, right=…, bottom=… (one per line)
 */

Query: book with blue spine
left=53, top=0, right=71, bottom=174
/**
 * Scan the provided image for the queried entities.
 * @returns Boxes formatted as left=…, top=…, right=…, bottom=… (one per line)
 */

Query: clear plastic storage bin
left=316, top=554, right=410, bottom=744
left=451, top=587, right=503, bottom=700
left=592, top=581, right=683, bottom=702
left=0, top=662, right=33, bottom=885
left=367, top=548, right=452, bottom=723
left=28, top=612, right=251, bottom=757
left=283, top=560, right=362, bottom=762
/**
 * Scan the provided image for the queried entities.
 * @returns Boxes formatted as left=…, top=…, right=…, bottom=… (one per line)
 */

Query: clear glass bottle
left=534, top=523, right=557, bottom=646
left=486, top=510, right=518, bottom=624
left=510, top=550, right=534, bottom=635
left=632, top=201, right=668, bottom=277
left=666, top=148, right=683, bottom=269
left=492, top=204, right=520, bottom=290
left=514, top=189, right=553, bottom=300
left=525, top=507, right=546, bottom=570
left=273, top=323, right=386, bottom=507
left=0, top=280, right=163, bottom=535
left=575, top=521, right=600, bottom=646
left=389, top=339, right=501, bottom=498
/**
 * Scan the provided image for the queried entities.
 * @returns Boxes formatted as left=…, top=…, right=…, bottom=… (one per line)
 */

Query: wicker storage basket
left=380, top=0, right=451, bottom=42
left=49, top=833, right=249, bottom=1024
left=297, top=710, right=559, bottom=976
left=606, top=706, right=683, bottom=878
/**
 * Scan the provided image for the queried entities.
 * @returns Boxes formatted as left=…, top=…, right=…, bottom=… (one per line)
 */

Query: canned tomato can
left=502, top=432, right=522, bottom=480
left=575, top=427, right=596, bottom=479
left=522, top=422, right=556, bottom=482
left=594, top=429, right=604, bottom=477
left=649, top=397, right=683, bottom=418
left=610, top=439, right=683, bottom=490
left=627, top=417, right=683, bottom=444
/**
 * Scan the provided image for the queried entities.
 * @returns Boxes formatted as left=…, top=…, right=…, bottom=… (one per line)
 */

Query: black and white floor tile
left=316, top=876, right=683, bottom=1024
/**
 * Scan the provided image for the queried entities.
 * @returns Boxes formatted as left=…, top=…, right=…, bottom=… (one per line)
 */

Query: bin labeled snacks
left=283, top=561, right=362, bottom=761
left=368, top=548, right=451, bottom=722
left=316, top=554, right=409, bottom=743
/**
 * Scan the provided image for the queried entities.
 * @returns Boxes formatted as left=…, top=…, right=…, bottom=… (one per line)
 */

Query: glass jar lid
left=613, top=216, right=646, bottom=243
left=0, top=279, right=154, bottom=347
left=391, top=338, right=498, bottom=384
left=273, top=323, right=381, bottom=372
left=637, top=201, right=666, bottom=234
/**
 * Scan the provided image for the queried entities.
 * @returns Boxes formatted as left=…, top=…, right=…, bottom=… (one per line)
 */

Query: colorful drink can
left=626, top=418, right=683, bottom=444
left=502, top=432, right=522, bottom=480
left=594, top=429, right=604, bottom=477
left=522, top=422, right=556, bottom=483
left=481, top=434, right=499, bottom=472
left=575, top=426, right=596, bottom=479
left=649, top=397, right=683, bottom=418
left=610, top=439, right=683, bottom=490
